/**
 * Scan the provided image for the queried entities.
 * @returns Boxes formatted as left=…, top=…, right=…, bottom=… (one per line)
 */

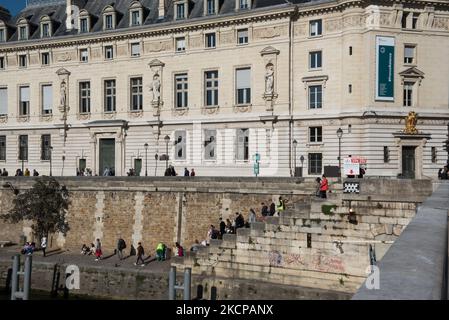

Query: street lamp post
left=164, top=135, right=170, bottom=169
left=144, top=143, right=149, bottom=177
left=49, top=146, right=53, bottom=177
left=293, top=140, right=298, bottom=177
left=336, top=128, right=343, bottom=181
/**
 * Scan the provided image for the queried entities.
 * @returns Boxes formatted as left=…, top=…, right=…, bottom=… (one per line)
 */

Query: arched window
left=40, top=15, right=52, bottom=38
left=102, top=5, right=116, bottom=31
left=78, top=10, right=91, bottom=33
left=129, top=1, right=143, bottom=27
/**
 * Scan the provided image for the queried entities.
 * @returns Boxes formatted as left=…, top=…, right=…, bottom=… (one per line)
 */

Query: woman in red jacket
left=320, top=174, right=329, bottom=199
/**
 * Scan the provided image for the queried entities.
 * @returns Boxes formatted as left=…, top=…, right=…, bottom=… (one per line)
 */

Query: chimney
left=66, top=0, right=85, bottom=31
left=158, top=0, right=166, bottom=19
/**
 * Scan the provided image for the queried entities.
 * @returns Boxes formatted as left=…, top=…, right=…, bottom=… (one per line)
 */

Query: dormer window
left=41, top=23, right=50, bottom=38
left=131, top=11, right=140, bottom=26
left=206, top=0, right=216, bottom=15
left=102, top=6, right=117, bottom=30
left=176, top=3, right=186, bottom=20
left=129, top=1, right=143, bottom=26
left=0, top=28, right=5, bottom=42
left=19, top=26, right=28, bottom=40
left=78, top=10, right=91, bottom=33
left=238, top=0, right=250, bottom=10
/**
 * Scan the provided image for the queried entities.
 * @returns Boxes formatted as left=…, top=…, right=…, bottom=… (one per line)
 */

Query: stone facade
left=0, top=1, right=447, bottom=178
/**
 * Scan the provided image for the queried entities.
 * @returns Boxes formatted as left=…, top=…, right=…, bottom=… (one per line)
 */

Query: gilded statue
left=404, top=111, right=418, bottom=134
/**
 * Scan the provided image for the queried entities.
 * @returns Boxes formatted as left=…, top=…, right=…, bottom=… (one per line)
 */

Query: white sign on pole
left=344, top=158, right=360, bottom=176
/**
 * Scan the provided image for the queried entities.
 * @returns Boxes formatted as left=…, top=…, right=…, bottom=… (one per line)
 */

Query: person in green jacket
left=156, top=243, right=165, bottom=261
left=276, top=196, right=285, bottom=214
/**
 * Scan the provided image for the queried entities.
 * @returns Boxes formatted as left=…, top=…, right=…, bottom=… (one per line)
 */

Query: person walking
left=315, top=177, right=322, bottom=197
left=156, top=243, right=165, bottom=261
left=276, top=196, right=285, bottom=215
left=117, top=237, right=126, bottom=260
left=41, top=236, right=47, bottom=257
left=184, top=168, right=190, bottom=176
left=190, top=169, right=196, bottom=176
left=135, top=242, right=145, bottom=266
left=94, top=238, right=102, bottom=261
left=320, top=174, right=329, bottom=198
left=24, top=168, right=30, bottom=176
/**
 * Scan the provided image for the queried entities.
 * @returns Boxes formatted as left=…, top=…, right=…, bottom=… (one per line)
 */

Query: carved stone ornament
left=233, top=105, right=252, bottom=113
left=403, top=111, right=419, bottom=134
left=56, top=52, right=72, bottom=62
left=103, top=112, right=116, bottom=120
left=172, top=108, right=188, bottom=117
left=0, top=115, right=8, bottom=123
left=202, top=106, right=219, bottom=115
left=129, top=110, right=143, bottom=118
left=40, top=114, right=53, bottom=122
left=17, top=115, right=30, bottom=123
left=78, top=113, right=90, bottom=121
left=149, top=59, right=165, bottom=107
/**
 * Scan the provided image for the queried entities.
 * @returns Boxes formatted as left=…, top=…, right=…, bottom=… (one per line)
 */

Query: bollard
left=23, top=255, right=32, bottom=300
left=168, top=266, right=176, bottom=300
left=184, top=268, right=191, bottom=301
left=11, top=255, right=20, bottom=300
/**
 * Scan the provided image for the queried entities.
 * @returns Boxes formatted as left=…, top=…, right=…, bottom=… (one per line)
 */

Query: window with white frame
left=308, top=153, right=322, bottom=175
left=0, top=87, right=7, bottom=116
left=19, top=54, right=27, bottom=68
left=309, top=51, right=322, bottom=69
left=41, top=23, right=50, bottom=38
left=175, top=74, right=188, bottom=108
left=130, top=10, right=141, bottom=26
left=80, top=49, right=88, bottom=62
left=19, top=26, right=28, bottom=40
left=206, top=0, right=216, bottom=15
left=131, top=42, right=141, bottom=57
left=41, top=134, right=51, bottom=160
left=105, top=14, right=114, bottom=30
left=176, top=2, right=186, bottom=20
left=309, top=127, right=322, bottom=143
left=0, top=136, right=5, bottom=161
left=0, top=57, right=4, bottom=69
left=239, top=0, right=250, bottom=9
left=104, top=79, right=116, bottom=112
left=404, top=45, right=416, bottom=64
left=80, top=17, right=89, bottom=33
left=79, top=81, right=91, bottom=114
left=236, top=128, right=249, bottom=161
left=130, top=77, right=143, bottom=111
left=237, top=29, right=248, bottom=45
left=176, top=37, right=186, bottom=52
left=42, top=84, right=53, bottom=114
left=309, top=19, right=322, bottom=37
left=309, top=85, right=322, bottom=109
left=205, top=70, right=218, bottom=107
left=41, top=52, right=50, bottom=65
left=105, top=45, right=114, bottom=60
left=204, top=129, right=216, bottom=160
left=175, top=131, right=186, bottom=160
left=19, top=86, right=30, bottom=116
left=403, top=82, right=414, bottom=107
left=19, top=135, right=28, bottom=161
left=235, top=68, right=251, bottom=105
left=0, top=28, right=5, bottom=42
left=205, top=33, right=216, bottom=48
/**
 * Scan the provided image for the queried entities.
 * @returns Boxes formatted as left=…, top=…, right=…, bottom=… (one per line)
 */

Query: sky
left=0, top=0, right=27, bottom=16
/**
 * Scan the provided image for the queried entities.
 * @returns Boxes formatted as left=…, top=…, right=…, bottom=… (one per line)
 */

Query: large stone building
left=0, top=0, right=448, bottom=178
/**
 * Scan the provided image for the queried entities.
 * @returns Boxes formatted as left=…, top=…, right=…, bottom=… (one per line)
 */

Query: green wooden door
left=99, top=139, right=115, bottom=176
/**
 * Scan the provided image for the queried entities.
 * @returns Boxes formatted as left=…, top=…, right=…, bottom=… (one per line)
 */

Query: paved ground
left=0, top=245, right=174, bottom=274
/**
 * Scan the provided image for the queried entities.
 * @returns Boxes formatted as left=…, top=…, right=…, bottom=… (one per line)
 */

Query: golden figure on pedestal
left=404, top=111, right=418, bottom=134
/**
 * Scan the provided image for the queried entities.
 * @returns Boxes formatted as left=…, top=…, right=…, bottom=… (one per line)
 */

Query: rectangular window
left=431, top=147, right=437, bottom=163
left=105, top=15, right=113, bottom=29
left=205, top=70, right=218, bottom=107
left=309, top=85, right=322, bottom=109
left=0, top=57, right=5, bottom=69
left=175, top=131, right=186, bottom=160
left=131, top=43, right=141, bottom=57
left=175, top=74, right=188, bottom=108
left=42, top=23, right=50, bottom=37
left=19, top=55, right=27, bottom=67
left=404, top=45, right=415, bottom=64
left=41, top=52, right=50, bottom=65
left=349, top=46, right=352, bottom=55
left=207, top=0, right=216, bottom=15
left=79, top=81, right=91, bottom=114
left=383, top=146, right=389, bottom=163
left=177, top=4, right=186, bottom=19
left=236, top=68, right=251, bottom=105
left=41, top=134, right=51, bottom=161
left=131, top=11, right=140, bottom=26
left=403, top=82, right=413, bottom=107
left=176, top=37, right=186, bottom=52
left=0, top=87, right=7, bottom=116
left=309, top=19, right=322, bottom=37
left=309, top=51, right=322, bottom=69
left=309, top=127, right=322, bottom=143
left=42, top=84, right=53, bottom=114
left=237, top=29, right=248, bottom=44
left=105, top=45, right=114, bottom=60
left=130, top=77, right=143, bottom=111
left=412, top=13, right=419, bottom=29
left=80, top=18, right=88, bottom=33
left=204, top=129, right=216, bottom=160
left=308, top=153, right=322, bottom=175
left=236, top=128, right=249, bottom=161
left=19, top=26, right=27, bottom=40
left=104, top=80, right=116, bottom=112
left=240, top=0, right=249, bottom=9
left=19, top=135, right=28, bottom=161
left=0, top=29, right=5, bottom=42
left=80, top=49, right=88, bottom=62
left=205, top=33, right=216, bottom=48
left=0, top=136, right=5, bottom=161
left=19, top=86, right=30, bottom=116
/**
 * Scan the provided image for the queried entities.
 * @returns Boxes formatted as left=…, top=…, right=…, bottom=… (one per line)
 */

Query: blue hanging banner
left=375, top=36, right=395, bottom=101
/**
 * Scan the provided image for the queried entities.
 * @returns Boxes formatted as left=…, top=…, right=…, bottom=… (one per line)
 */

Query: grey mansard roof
left=0, top=0, right=322, bottom=42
